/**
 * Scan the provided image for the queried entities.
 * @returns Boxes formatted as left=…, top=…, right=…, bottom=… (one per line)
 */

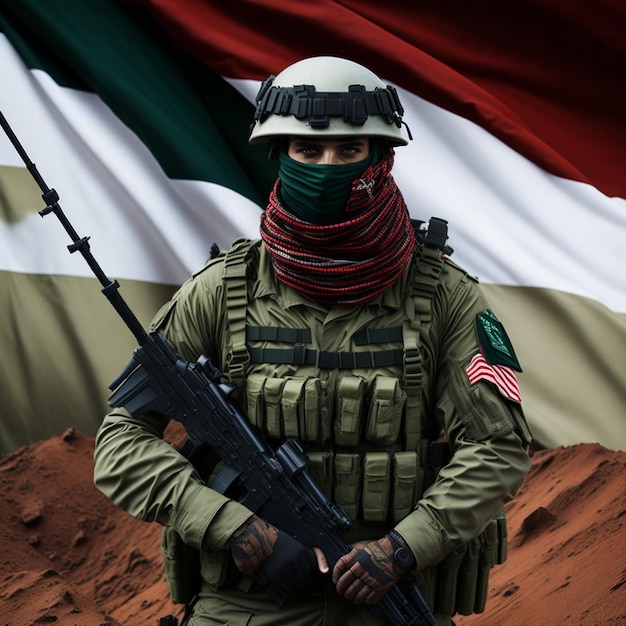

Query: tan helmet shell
left=248, top=56, right=409, bottom=146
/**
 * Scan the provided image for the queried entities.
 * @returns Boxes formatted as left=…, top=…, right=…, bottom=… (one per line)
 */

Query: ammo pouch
left=417, top=511, right=508, bottom=616
left=305, top=449, right=420, bottom=525
left=307, top=440, right=450, bottom=526
left=161, top=525, right=200, bottom=605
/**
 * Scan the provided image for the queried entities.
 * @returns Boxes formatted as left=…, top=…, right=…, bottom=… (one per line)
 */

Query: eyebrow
left=291, top=138, right=367, bottom=148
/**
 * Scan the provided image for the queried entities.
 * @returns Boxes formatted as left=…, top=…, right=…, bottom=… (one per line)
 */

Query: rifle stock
left=0, top=109, right=438, bottom=626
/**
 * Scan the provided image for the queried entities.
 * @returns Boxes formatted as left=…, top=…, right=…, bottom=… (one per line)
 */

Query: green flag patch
left=476, top=309, right=522, bottom=371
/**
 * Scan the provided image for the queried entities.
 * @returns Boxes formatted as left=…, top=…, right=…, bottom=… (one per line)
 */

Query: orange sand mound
left=1, top=428, right=624, bottom=625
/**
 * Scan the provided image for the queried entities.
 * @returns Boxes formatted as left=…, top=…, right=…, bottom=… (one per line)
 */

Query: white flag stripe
left=467, top=353, right=522, bottom=403
left=468, top=362, right=520, bottom=397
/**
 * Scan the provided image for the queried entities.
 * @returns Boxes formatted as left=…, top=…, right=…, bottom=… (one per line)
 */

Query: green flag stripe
left=0, top=0, right=277, bottom=206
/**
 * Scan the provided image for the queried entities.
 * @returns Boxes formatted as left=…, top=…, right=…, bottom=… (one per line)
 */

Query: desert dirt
left=1, top=426, right=624, bottom=625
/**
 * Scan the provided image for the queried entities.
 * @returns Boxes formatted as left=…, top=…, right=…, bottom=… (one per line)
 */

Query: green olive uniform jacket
left=94, top=235, right=532, bottom=617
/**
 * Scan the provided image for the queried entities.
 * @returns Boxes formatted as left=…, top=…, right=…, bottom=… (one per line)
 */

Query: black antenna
left=0, top=109, right=149, bottom=346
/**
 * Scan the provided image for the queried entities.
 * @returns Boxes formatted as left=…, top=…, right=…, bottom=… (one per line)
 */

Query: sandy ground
left=1, top=427, right=624, bottom=625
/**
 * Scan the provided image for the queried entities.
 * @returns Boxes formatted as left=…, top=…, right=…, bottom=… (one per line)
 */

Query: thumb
left=312, top=547, right=330, bottom=574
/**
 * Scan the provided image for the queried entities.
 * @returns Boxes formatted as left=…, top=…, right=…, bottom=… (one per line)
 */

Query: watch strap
left=388, top=530, right=415, bottom=570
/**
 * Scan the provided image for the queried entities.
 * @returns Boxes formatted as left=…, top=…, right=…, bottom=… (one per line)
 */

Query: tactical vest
left=219, top=218, right=451, bottom=527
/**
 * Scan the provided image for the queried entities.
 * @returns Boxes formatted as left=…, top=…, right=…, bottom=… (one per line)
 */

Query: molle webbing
left=246, top=326, right=404, bottom=345
left=248, top=346, right=404, bottom=369
left=402, top=220, right=447, bottom=450
left=246, top=326, right=312, bottom=343
left=246, top=325, right=404, bottom=369
left=413, top=244, right=445, bottom=322
left=253, top=79, right=404, bottom=129
left=222, top=240, right=253, bottom=392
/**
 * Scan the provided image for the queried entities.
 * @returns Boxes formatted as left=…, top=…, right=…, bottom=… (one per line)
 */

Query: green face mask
left=278, top=151, right=376, bottom=225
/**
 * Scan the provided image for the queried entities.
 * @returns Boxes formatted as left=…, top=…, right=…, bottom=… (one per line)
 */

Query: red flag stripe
left=466, top=353, right=522, bottom=404
left=129, top=0, right=626, bottom=199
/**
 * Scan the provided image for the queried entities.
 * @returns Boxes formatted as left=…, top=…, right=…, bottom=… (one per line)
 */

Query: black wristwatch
left=388, top=530, right=416, bottom=570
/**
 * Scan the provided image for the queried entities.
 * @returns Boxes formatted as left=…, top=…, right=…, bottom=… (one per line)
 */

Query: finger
left=332, top=552, right=352, bottom=583
left=340, top=575, right=372, bottom=604
left=362, top=583, right=383, bottom=606
left=337, top=576, right=360, bottom=601
left=335, top=566, right=361, bottom=597
left=312, top=546, right=330, bottom=574
left=340, top=570, right=381, bottom=606
left=332, top=562, right=344, bottom=583
left=354, top=583, right=377, bottom=606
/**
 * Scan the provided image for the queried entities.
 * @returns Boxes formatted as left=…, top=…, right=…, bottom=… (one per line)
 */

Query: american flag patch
left=466, top=352, right=522, bottom=403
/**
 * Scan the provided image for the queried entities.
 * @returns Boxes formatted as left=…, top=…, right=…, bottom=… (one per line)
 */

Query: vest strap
left=223, top=241, right=254, bottom=390
left=403, top=218, right=448, bottom=450
left=247, top=326, right=312, bottom=343
left=247, top=346, right=404, bottom=369
left=354, top=326, right=403, bottom=345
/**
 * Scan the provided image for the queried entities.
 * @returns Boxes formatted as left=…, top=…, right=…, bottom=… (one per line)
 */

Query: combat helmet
left=248, top=56, right=410, bottom=147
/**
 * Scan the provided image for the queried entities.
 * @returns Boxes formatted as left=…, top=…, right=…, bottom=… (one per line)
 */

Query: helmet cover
left=248, top=56, right=409, bottom=146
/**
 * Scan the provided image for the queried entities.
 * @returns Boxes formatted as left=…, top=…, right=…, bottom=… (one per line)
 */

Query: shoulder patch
left=476, top=309, right=522, bottom=372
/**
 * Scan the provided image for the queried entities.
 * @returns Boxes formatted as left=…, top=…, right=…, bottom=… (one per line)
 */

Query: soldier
left=94, top=56, right=532, bottom=626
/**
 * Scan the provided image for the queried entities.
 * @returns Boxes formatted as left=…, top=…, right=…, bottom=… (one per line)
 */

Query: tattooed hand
left=228, top=514, right=278, bottom=576
left=228, top=514, right=323, bottom=601
left=332, top=535, right=409, bottom=606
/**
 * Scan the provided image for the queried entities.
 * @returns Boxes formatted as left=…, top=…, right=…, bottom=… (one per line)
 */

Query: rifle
left=0, top=110, right=439, bottom=626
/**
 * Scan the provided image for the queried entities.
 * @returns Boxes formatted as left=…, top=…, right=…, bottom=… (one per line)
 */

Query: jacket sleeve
left=395, top=268, right=532, bottom=570
left=93, top=261, right=253, bottom=550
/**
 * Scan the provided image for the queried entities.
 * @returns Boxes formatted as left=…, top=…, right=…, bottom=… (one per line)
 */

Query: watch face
left=394, top=546, right=414, bottom=569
